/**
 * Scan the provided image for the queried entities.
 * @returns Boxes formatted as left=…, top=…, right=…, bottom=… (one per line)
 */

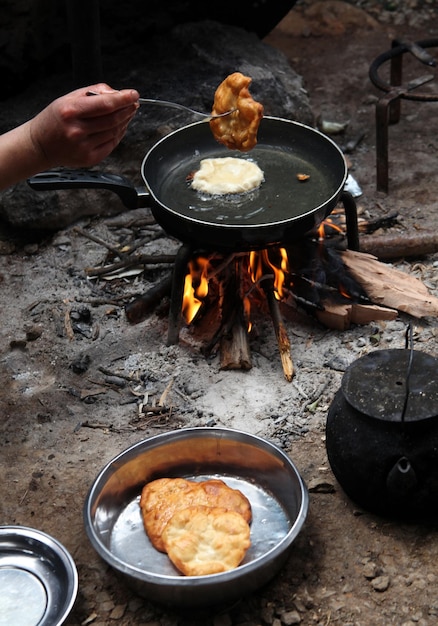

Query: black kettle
left=325, top=346, right=438, bottom=518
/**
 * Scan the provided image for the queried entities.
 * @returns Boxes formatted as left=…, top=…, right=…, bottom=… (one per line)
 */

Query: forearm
left=0, top=86, right=139, bottom=191
left=0, top=121, right=48, bottom=190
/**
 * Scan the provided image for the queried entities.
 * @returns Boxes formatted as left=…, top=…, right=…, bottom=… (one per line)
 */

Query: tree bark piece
left=341, top=250, right=438, bottom=318
left=316, top=301, right=397, bottom=330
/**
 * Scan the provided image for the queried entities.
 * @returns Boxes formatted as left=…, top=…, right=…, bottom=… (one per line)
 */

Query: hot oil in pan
left=158, top=146, right=337, bottom=226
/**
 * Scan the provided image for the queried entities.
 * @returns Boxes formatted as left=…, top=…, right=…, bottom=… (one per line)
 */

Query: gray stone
left=371, top=575, right=390, bottom=592
left=280, top=609, right=302, bottom=625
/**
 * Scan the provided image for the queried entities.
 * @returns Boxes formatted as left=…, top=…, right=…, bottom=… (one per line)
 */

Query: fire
left=243, top=294, right=252, bottom=333
left=182, top=257, right=210, bottom=323
left=338, top=284, right=352, bottom=300
left=249, top=248, right=289, bottom=300
left=181, top=232, right=360, bottom=329
left=181, top=248, right=290, bottom=327
left=317, top=217, right=344, bottom=241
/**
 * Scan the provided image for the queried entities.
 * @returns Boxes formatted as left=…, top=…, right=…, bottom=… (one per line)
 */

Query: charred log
left=220, top=321, right=252, bottom=371
left=219, top=258, right=252, bottom=371
left=125, top=274, right=172, bottom=324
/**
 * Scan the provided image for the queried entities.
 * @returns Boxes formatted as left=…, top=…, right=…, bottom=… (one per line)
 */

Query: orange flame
left=182, top=257, right=210, bottom=323
left=243, top=294, right=252, bottom=333
left=318, top=218, right=344, bottom=240
left=249, top=248, right=289, bottom=300
left=338, top=284, right=352, bottom=300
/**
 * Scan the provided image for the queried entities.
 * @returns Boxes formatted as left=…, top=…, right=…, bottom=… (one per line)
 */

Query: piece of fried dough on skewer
left=210, top=72, right=264, bottom=152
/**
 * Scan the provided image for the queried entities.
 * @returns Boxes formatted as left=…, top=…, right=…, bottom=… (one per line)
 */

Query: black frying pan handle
left=27, top=170, right=146, bottom=210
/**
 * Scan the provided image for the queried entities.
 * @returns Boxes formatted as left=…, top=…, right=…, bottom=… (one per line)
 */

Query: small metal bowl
left=84, top=427, right=308, bottom=607
left=0, top=526, right=78, bottom=626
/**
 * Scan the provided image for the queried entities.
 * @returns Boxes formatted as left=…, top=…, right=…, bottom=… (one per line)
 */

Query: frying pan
left=27, top=117, right=347, bottom=251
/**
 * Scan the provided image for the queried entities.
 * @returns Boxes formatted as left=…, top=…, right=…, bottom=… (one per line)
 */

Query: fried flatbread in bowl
left=84, top=427, right=308, bottom=608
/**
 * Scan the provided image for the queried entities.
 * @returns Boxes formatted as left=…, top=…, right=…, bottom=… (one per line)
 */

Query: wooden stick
left=263, top=279, right=294, bottom=381
left=125, top=274, right=173, bottom=324
left=316, top=300, right=397, bottom=330
left=73, top=226, right=125, bottom=257
left=86, top=253, right=176, bottom=277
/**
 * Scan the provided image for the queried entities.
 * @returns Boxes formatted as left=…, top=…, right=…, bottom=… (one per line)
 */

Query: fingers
left=85, top=82, right=117, bottom=95
left=81, top=83, right=137, bottom=100
left=75, top=103, right=138, bottom=139
left=30, top=84, right=140, bottom=169
left=78, top=86, right=140, bottom=118
left=57, top=88, right=139, bottom=146
left=63, top=121, right=131, bottom=167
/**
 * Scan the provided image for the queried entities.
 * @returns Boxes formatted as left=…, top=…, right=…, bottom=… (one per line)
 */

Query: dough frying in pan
left=210, top=72, right=264, bottom=152
left=191, top=157, right=264, bottom=195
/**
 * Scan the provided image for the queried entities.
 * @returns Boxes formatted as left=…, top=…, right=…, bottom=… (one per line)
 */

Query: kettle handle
left=386, top=456, right=417, bottom=497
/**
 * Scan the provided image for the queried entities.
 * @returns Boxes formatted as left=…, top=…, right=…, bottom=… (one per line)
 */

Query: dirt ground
left=1, top=2, right=438, bottom=625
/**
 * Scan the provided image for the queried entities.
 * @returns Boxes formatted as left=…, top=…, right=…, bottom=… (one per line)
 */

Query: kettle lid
left=342, top=349, right=438, bottom=422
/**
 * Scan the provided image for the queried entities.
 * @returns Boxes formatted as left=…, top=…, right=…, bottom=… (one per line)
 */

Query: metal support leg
left=167, top=243, right=193, bottom=345
left=389, top=40, right=403, bottom=124
left=340, top=191, right=360, bottom=251
left=375, top=91, right=403, bottom=193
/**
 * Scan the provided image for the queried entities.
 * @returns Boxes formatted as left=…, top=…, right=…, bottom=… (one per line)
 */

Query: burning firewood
left=262, top=279, right=294, bottom=381
left=220, top=321, right=252, bottom=371
left=315, top=209, right=399, bottom=239
left=219, top=258, right=252, bottom=371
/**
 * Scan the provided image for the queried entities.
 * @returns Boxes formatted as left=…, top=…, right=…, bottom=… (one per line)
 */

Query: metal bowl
left=0, top=526, right=78, bottom=626
left=84, top=427, right=308, bottom=607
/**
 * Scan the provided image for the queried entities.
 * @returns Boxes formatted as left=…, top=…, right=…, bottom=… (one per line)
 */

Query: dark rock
left=0, top=20, right=313, bottom=232
left=70, top=353, right=91, bottom=374
left=1, top=1, right=298, bottom=98
left=0, top=182, right=129, bottom=232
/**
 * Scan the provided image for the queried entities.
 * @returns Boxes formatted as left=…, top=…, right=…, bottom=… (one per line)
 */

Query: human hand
left=28, top=83, right=140, bottom=169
